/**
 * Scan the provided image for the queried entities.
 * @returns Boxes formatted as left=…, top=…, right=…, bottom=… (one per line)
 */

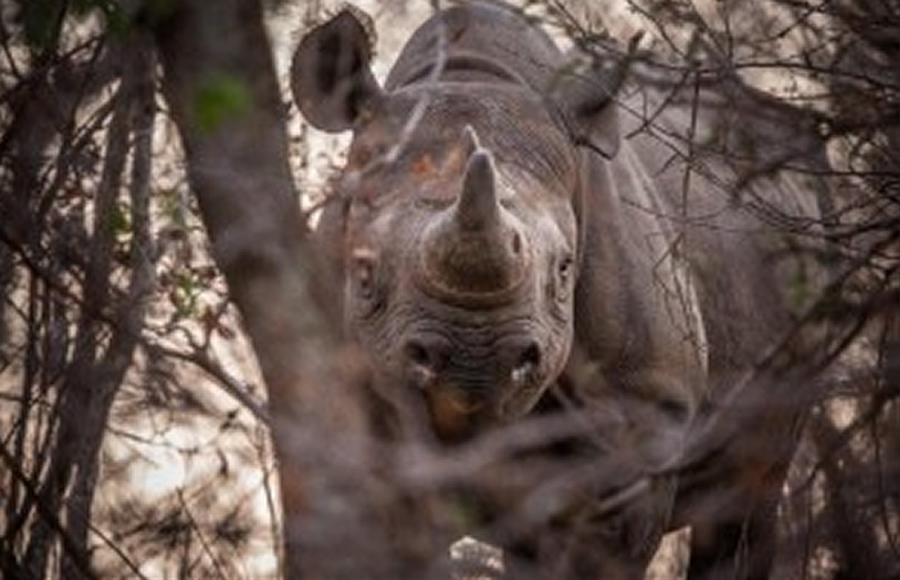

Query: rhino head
left=291, top=5, right=619, bottom=442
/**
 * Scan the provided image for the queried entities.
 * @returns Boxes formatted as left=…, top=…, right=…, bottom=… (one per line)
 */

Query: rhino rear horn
left=291, top=8, right=383, bottom=132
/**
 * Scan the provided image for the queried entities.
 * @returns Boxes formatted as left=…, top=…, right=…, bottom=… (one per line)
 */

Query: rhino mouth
left=420, top=384, right=490, bottom=443
left=404, top=339, right=547, bottom=442
left=419, top=379, right=547, bottom=443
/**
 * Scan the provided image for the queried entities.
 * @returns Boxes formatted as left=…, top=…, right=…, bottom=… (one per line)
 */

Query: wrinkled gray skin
left=292, top=2, right=821, bottom=578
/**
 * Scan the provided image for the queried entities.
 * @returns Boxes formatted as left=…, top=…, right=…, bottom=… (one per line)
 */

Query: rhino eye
left=356, top=258, right=375, bottom=299
left=556, top=254, right=575, bottom=300
left=351, top=248, right=380, bottom=311
left=558, top=255, right=574, bottom=282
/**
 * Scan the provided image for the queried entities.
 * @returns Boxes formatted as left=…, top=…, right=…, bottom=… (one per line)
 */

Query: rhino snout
left=402, top=334, right=543, bottom=396
left=400, top=332, right=546, bottom=442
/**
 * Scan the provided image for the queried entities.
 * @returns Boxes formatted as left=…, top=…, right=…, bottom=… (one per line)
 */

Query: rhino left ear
left=291, top=8, right=383, bottom=132
left=551, top=56, right=626, bottom=159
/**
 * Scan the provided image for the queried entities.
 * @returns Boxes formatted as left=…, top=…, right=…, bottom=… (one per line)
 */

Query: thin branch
left=0, top=439, right=97, bottom=580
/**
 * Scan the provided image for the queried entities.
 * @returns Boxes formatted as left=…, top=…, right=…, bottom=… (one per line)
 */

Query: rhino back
left=616, top=86, right=824, bottom=376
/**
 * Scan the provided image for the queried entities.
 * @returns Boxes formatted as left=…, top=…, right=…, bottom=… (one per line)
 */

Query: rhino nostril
left=521, top=342, right=541, bottom=368
left=404, top=339, right=445, bottom=388
left=405, top=340, right=431, bottom=367
left=511, top=342, right=541, bottom=386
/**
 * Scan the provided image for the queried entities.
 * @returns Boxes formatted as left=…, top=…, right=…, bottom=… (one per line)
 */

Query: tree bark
left=152, top=2, right=387, bottom=577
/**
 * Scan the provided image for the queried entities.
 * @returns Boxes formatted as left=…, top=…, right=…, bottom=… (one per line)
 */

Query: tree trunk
left=152, top=2, right=393, bottom=577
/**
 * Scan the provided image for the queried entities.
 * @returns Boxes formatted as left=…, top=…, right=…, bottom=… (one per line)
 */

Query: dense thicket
left=0, top=1, right=896, bottom=578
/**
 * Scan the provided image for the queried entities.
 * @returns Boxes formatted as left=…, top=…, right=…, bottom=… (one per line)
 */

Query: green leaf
left=111, top=201, right=132, bottom=237
left=173, top=270, right=199, bottom=317
left=194, top=74, right=251, bottom=132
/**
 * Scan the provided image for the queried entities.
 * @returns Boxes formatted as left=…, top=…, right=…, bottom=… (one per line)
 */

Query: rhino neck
left=385, top=2, right=563, bottom=94
left=391, top=52, right=527, bottom=89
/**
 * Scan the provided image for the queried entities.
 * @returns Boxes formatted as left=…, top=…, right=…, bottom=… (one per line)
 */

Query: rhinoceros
left=291, top=1, right=822, bottom=578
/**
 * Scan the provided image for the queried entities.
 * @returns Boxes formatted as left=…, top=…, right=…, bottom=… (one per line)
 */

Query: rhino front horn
left=455, top=146, right=501, bottom=232
left=418, top=143, right=530, bottom=302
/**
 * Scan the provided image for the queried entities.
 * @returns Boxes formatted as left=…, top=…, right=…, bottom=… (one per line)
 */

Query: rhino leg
left=497, top=476, right=676, bottom=579
left=679, top=384, right=802, bottom=580
left=687, top=503, right=778, bottom=580
left=504, top=531, right=653, bottom=580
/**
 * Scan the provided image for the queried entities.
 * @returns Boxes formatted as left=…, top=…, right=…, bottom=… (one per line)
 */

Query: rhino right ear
left=551, top=50, right=633, bottom=159
left=290, top=9, right=383, bottom=133
left=552, top=57, right=622, bottom=159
